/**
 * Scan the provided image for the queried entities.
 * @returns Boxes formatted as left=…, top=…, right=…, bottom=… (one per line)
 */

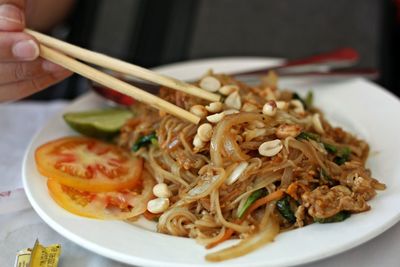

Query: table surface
left=1, top=100, right=400, bottom=267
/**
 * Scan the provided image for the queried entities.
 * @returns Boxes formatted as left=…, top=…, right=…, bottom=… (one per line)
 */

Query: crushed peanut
left=197, top=123, right=213, bottom=142
left=190, top=105, right=207, bottom=118
left=225, top=91, right=242, bottom=110
left=276, top=124, right=302, bottom=139
left=205, top=102, right=223, bottom=113
left=200, top=76, right=221, bottom=92
left=259, top=139, right=283, bottom=157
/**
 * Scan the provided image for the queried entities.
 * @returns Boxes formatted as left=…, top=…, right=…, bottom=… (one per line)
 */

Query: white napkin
left=0, top=101, right=67, bottom=192
left=0, top=209, right=131, bottom=267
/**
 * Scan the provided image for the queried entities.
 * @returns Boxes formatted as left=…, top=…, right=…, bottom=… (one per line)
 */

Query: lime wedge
left=63, top=108, right=133, bottom=139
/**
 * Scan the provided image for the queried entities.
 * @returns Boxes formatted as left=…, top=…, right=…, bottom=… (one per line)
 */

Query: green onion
left=150, top=138, right=158, bottom=145
left=296, top=132, right=351, bottom=165
left=323, top=143, right=338, bottom=154
left=334, top=147, right=351, bottom=165
left=314, top=211, right=351, bottom=223
left=132, top=132, right=158, bottom=152
left=293, top=91, right=313, bottom=110
left=276, top=195, right=296, bottom=223
left=292, top=93, right=306, bottom=109
left=305, top=91, right=313, bottom=109
left=296, top=131, right=321, bottom=142
left=237, top=188, right=268, bottom=218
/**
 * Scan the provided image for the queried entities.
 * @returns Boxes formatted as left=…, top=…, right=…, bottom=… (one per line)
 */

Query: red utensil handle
left=233, top=47, right=359, bottom=76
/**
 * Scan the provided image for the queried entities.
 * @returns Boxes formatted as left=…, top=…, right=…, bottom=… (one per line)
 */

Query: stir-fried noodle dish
left=36, top=71, right=386, bottom=261
left=117, top=71, right=385, bottom=260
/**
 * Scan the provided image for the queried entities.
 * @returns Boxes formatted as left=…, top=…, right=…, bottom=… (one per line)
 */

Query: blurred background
left=27, top=0, right=400, bottom=100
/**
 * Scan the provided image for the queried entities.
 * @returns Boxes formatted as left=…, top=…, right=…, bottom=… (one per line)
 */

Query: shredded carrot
left=286, top=182, right=309, bottom=200
left=242, top=189, right=285, bottom=219
left=143, top=210, right=159, bottom=221
left=206, top=189, right=285, bottom=249
left=286, top=183, right=299, bottom=200
left=206, top=228, right=235, bottom=249
left=206, top=190, right=285, bottom=248
left=271, top=154, right=283, bottom=164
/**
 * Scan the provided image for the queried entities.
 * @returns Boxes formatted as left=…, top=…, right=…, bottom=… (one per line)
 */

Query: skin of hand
left=0, top=0, right=73, bottom=102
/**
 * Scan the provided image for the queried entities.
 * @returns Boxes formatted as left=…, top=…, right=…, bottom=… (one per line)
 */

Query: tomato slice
left=47, top=171, right=155, bottom=219
left=35, top=136, right=143, bottom=192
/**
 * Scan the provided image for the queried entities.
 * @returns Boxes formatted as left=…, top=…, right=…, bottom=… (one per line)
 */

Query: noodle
left=116, top=71, right=386, bottom=261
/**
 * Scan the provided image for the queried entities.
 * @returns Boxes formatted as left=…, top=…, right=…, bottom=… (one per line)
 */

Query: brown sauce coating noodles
left=118, top=71, right=385, bottom=261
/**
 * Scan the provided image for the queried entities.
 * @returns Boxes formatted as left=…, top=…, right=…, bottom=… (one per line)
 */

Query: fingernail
left=0, top=4, right=24, bottom=25
left=12, top=40, right=39, bottom=60
left=42, top=61, right=65, bottom=73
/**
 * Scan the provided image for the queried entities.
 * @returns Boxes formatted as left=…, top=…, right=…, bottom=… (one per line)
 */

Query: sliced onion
left=231, top=172, right=280, bottom=205
left=188, top=175, right=219, bottom=196
left=196, top=227, right=227, bottom=246
left=225, top=162, right=249, bottom=185
left=148, top=147, right=189, bottom=186
left=184, top=168, right=226, bottom=200
left=280, top=167, right=293, bottom=188
left=210, top=113, right=267, bottom=166
left=224, top=136, right=250, bottom=162
left=124, top=171, right=155, bottom=218
left=205, top=217, right=279, bottom=262
left=287, top=138, right=326, bottom=169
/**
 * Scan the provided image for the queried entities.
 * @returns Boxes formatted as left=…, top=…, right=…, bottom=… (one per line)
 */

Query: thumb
left=0, top=3, right=25, bottom=31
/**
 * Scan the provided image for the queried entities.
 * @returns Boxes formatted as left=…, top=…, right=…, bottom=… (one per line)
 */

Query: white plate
left=23, top=58, right=400, bottom=267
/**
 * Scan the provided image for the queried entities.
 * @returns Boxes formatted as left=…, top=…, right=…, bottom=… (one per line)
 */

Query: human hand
left=0, top=0, right=72, bottom=102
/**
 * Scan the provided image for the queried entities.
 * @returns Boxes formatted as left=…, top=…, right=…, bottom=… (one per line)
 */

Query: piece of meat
left=301, top=185, right=370, bottom=218
left=337, top=161, right=383, bottom=201
left=351, top=175, right=377, bottom=200
left=295, top=205, right=306, bottom=227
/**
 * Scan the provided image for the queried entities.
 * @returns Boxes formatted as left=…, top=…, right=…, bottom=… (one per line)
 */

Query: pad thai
left=35, top=71, right=385, bottom=261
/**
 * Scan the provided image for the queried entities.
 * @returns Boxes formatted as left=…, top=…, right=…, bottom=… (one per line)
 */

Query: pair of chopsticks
left=25, top=29, right=221, bottom=124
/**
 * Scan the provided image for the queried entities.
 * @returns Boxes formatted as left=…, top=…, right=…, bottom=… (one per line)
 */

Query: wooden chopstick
left=25, top=29, right=220, bottom=102
left=39, top=45, right=201, bottom=124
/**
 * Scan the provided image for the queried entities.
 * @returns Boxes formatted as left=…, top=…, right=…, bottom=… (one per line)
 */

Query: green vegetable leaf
left=132, top=132, right=158, bottom=152
left=319, top=168, right=337, bottom=186
left=276, top=195, right=296, bottom=223
left=296, top=131, right=321, bottom=142
left=293, top=91, right=313, bottom=110
left=237, top=188, right=268, bottom=218
left=296, top=132, right=351, bottom=165
left=305, top=91, right=313, bottom=108
left=323, top=143, right=338, bottom=154
left=314, top=211, right=351, bottom=223
left=334, top=147, right=351, bottom=165
left=150, top=138, right=158, bottom=145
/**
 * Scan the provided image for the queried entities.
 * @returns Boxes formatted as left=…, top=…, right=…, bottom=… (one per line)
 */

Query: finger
left=0, top=1, right=25, bottom=9
left=0, top=59, right=67, bottom=84
left=0, top=70, right=72, bottom=102
left=0, top=3, right=24, bottom=31
left=0, top=31, right=39, bottom=62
